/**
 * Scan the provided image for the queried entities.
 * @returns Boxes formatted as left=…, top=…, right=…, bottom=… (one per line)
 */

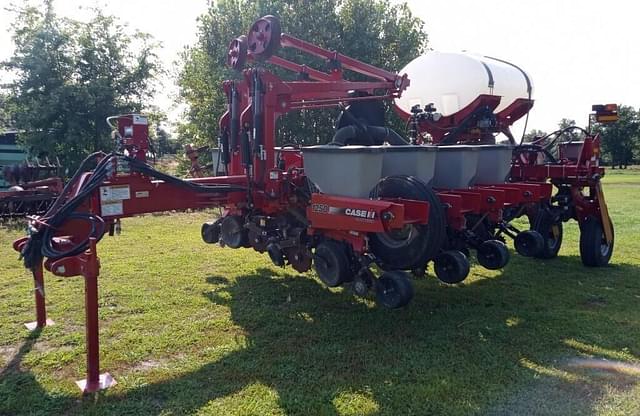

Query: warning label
left=133, top=115, right=148, bottom=125
left=101, top=201, right=123, bottom=216
left=100, top=185, right=130, bottom=202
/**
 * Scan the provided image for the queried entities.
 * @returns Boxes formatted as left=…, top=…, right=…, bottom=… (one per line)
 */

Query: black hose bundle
left=21, top=153, right=246, bottom=270
left=330, top=125, right=408, bottom=146
left=126, top=156, right=246, bottom=193
left=512, top=144, right=558, bottom=164
left=514, top=126, right=590, bottom=164
left=21, top=152, right=114, bottom=270
left=535, top=126, right=589, bottom=149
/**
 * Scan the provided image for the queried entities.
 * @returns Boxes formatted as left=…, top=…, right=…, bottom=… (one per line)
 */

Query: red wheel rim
left=227, top=35, right=247, bottom=70
left=247, top=15, right=281, bottom=60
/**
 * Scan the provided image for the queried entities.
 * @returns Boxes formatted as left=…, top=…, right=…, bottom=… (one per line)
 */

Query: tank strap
left=479, top=61, right=495, bottom=93
left=483, top=55, right=533, bottom=95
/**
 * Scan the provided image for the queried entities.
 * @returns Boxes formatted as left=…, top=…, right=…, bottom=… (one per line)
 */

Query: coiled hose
left=21, top=153, right=246, bottom=270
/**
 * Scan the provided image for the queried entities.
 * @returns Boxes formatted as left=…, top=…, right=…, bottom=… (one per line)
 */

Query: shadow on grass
left=0, top=329, right=42, bottom=379
left=2, top=256, right=640, bottom=415
left=0, top=329, right=75, bottom=415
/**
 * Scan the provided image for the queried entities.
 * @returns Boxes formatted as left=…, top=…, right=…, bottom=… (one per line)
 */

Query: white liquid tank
left=395, top=52, right=534, bottom=118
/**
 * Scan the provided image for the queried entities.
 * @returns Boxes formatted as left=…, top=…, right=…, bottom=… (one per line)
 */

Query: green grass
left=1, top=171, right=639, bottom=415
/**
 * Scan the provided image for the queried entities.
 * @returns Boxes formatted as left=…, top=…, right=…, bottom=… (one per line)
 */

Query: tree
left=556, top=118, right=585, bottom=142
left=593, top=105, right=639, bottom=168
left=522, top=129, right=547, bottom=143
left=177, top=0, right=427, bottom=147
left=2, top=1, right=161, bottom=170
left=558, top=118, right=577, bottom=130
left=154, top=126, right=180, bottom=156
left=0, top=92, right=15, bottom=130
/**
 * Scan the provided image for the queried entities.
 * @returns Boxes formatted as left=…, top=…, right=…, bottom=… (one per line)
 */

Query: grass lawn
left=1, top=170, right=639, bottom=415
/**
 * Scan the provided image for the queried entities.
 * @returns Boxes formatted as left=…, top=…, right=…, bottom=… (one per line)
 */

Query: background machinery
left=1, top=157, right=63, bottom=219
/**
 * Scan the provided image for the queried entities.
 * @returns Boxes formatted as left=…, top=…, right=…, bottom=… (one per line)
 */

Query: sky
left=395, top=0, right=639, bottom=135
left=1, top=0, right=638, bottom=135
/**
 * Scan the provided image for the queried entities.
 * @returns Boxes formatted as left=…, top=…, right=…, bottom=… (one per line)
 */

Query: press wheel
left=531, top=210, right=563, bottom=259
left=514, top=230, right=544, bottom=257
left=434, top=250, right=470, bottom=284
left=375, top=271, right=414, bottom=309
left=476, top=240, right=510, bottom=270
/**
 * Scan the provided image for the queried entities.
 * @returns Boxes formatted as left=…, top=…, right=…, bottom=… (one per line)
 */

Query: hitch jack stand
left=44, top=236, right=115, bottom=393
left=72, top=237, right=116, bottom=393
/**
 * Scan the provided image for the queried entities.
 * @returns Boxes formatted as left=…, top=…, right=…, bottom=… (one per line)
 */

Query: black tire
left=411, top=265, right=427, bottom=278
left=579, top=216, right=614, bottom=267
left=434, top=250, right=470, bottom=284
left=369, top=175, right=446, bottom=270
left=267, top=243, right=285, bottom=267
left=201, top=221, right=221, bottom=244
left=314, top=240, right=351, bottom=287
left=514, top=230, right=544, bottom=257
left=375, top=271, right=414, bottom=308
left=532, top=210, right=563, bottom=259
left=220, top=216, right=248, bottom=249
left=404, top=175, right=447, bottom=262
left=476, top=240, right=510, bottom=270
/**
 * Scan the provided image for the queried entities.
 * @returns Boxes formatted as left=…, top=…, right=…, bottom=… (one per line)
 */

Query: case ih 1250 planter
left=11, top=16, right=615, bottom=392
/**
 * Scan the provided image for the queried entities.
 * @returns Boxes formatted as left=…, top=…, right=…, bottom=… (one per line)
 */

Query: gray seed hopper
left=301, top=145, right=384, bottom=198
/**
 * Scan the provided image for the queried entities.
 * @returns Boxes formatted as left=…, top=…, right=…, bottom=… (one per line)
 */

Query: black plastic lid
left=301, top=145, right=386, bottom=154
left=380, top=145, right=438, bottom=152
left=435, top=145, right=481, bottom=152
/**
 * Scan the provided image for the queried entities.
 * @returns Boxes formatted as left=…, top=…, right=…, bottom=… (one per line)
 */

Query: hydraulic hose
left=22, top=152, right=114, bottom=269
left=513, top=144, right=558, bottom=164
left=516, top=125, right=590, bottom=163
left=330, top=126, right=362, bottom=145
left=21, top=153, right=246, bottom=270
left=330, top=126, right=409, bottom=146
left=368, top=126, right=409, bottom=145
left=230, top=84, right=240, bottom=150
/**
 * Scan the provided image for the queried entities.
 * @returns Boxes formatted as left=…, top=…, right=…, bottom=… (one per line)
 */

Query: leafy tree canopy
left=2, top=0, right=162, bottom=170
left=522, top=128, right=547, bottom=143
left=0, top=92, right=15, bottom=130
left=592, top=105, right=639, bottom=168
